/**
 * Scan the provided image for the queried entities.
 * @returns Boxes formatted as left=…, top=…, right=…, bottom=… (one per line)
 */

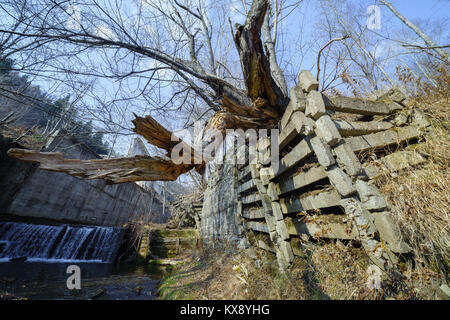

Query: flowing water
left=0, top=222, right=167, bottom=300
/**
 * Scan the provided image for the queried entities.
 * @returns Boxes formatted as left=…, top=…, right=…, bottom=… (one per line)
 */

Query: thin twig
left=317, top=35, right=349, bottom=82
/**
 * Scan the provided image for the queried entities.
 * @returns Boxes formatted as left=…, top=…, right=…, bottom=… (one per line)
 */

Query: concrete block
left=267, top=182, right=279, bottom=201
left=264, top=212, right=277, bottom=232
left=372, top=211, right=411, bottom=253
left=291, top=111, right=316, bottom=136
left=276, top=220, right=289, bottom=241
left=271, top=201, right=284, bottom=221
left=333, top=142, right=363, bottom=177
left=289, top=86, right=307, bottom=111
left=306, top=91, right=326, bottom=120
left=310, top=136, right=335, bottom=168
left=315, top=115, right=342, bottom=146
left=340, top=197, right=377, bottom=236
left=326, top=165, right=357, bottom=197
left=279, top=240, right=294, bottom=264
left=281, top=87, right=307, bottom=130
left=269, top=230, right=278, bottom=243
left=298, top=70, right=319, bottom=93
left=355, top=180, right=387, bottom=211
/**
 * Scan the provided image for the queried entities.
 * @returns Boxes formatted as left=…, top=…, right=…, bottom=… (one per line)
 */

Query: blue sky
left=394, top=0, right=449, bottom=20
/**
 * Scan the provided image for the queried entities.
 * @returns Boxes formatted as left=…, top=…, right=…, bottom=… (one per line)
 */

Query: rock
left=280, top=189, right=342, bottom=213
left=275, top=138, right=313, bottom=177
left=315, top=115, right=342, bottom=146
left=326, top=165, right=357, bottom=197
left=310, top=136, right=335, bottom=168
left=267, top=182, right=279, bottom=201
left=306, top=91, right=326, bottom=120
left=264, top=212, right=277, bottom=232
left=269, top=230, right=278, bottom=243
left=275, top=166, right=327, bottom=196
left=287, top=111, right=316, bottom=137
left=364, top=197, right=388, bottom=211
left=344, top=126, right=422, bottom=153
left=440, top=283, right=450, bottom=297
left=289, top=86, right=307, bottom=111
left=340, top=198, right=377, bottom=236
left=298, top=70, right=319, bottom=93
left=237, top=237, right=250, bottom=250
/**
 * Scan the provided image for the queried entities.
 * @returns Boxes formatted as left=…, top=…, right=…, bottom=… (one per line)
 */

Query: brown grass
left=370, top=65, right=450, bottom=298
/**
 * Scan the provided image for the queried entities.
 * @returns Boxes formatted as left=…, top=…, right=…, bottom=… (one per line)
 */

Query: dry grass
left=370, top=65, right=450, bottom=298
left=158, top=240, right=424, bottom=300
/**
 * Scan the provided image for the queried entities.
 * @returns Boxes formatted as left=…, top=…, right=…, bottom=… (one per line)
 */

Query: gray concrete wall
left=200, top=163, right=246, bottom=245
left=0, top=133, right=169, bottom=226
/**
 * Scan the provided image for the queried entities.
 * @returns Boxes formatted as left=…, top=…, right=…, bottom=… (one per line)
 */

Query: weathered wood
left=285, top=215, right=357, bottom=240
left=233, top=0, right=286, bottom=114
left=333, top=120, right=393, bottom=137
left=242, top=208, right=265, bottom=220
left=273, top=166, right=328, bottom=197
left=7, top=148, right=191, bottom=183
left=132, top=114, right=176, bottom=153
left=280, top=189, right=342, bottom=214
left=325, top=95, right=403, bottom=115
left=345, top=126, right=423, bottom=153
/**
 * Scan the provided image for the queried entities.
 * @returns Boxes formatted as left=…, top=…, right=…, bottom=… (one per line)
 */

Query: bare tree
left=379, top=0, right=449, bottom=63
left=3, top=0, right=292, bottom=183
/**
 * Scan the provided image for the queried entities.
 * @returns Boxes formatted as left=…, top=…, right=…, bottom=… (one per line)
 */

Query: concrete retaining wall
left=0, top=134, right=169, bottom=226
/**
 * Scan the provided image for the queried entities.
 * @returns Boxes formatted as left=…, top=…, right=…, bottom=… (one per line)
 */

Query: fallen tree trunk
left=7, top=148, right=192, bottom=183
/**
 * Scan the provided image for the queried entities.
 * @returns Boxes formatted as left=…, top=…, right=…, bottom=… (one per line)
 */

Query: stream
left=0, top=221, right=167, bottom=300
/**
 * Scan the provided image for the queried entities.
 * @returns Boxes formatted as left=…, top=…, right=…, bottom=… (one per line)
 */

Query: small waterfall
left=0, top=222, right=123, bottom=263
